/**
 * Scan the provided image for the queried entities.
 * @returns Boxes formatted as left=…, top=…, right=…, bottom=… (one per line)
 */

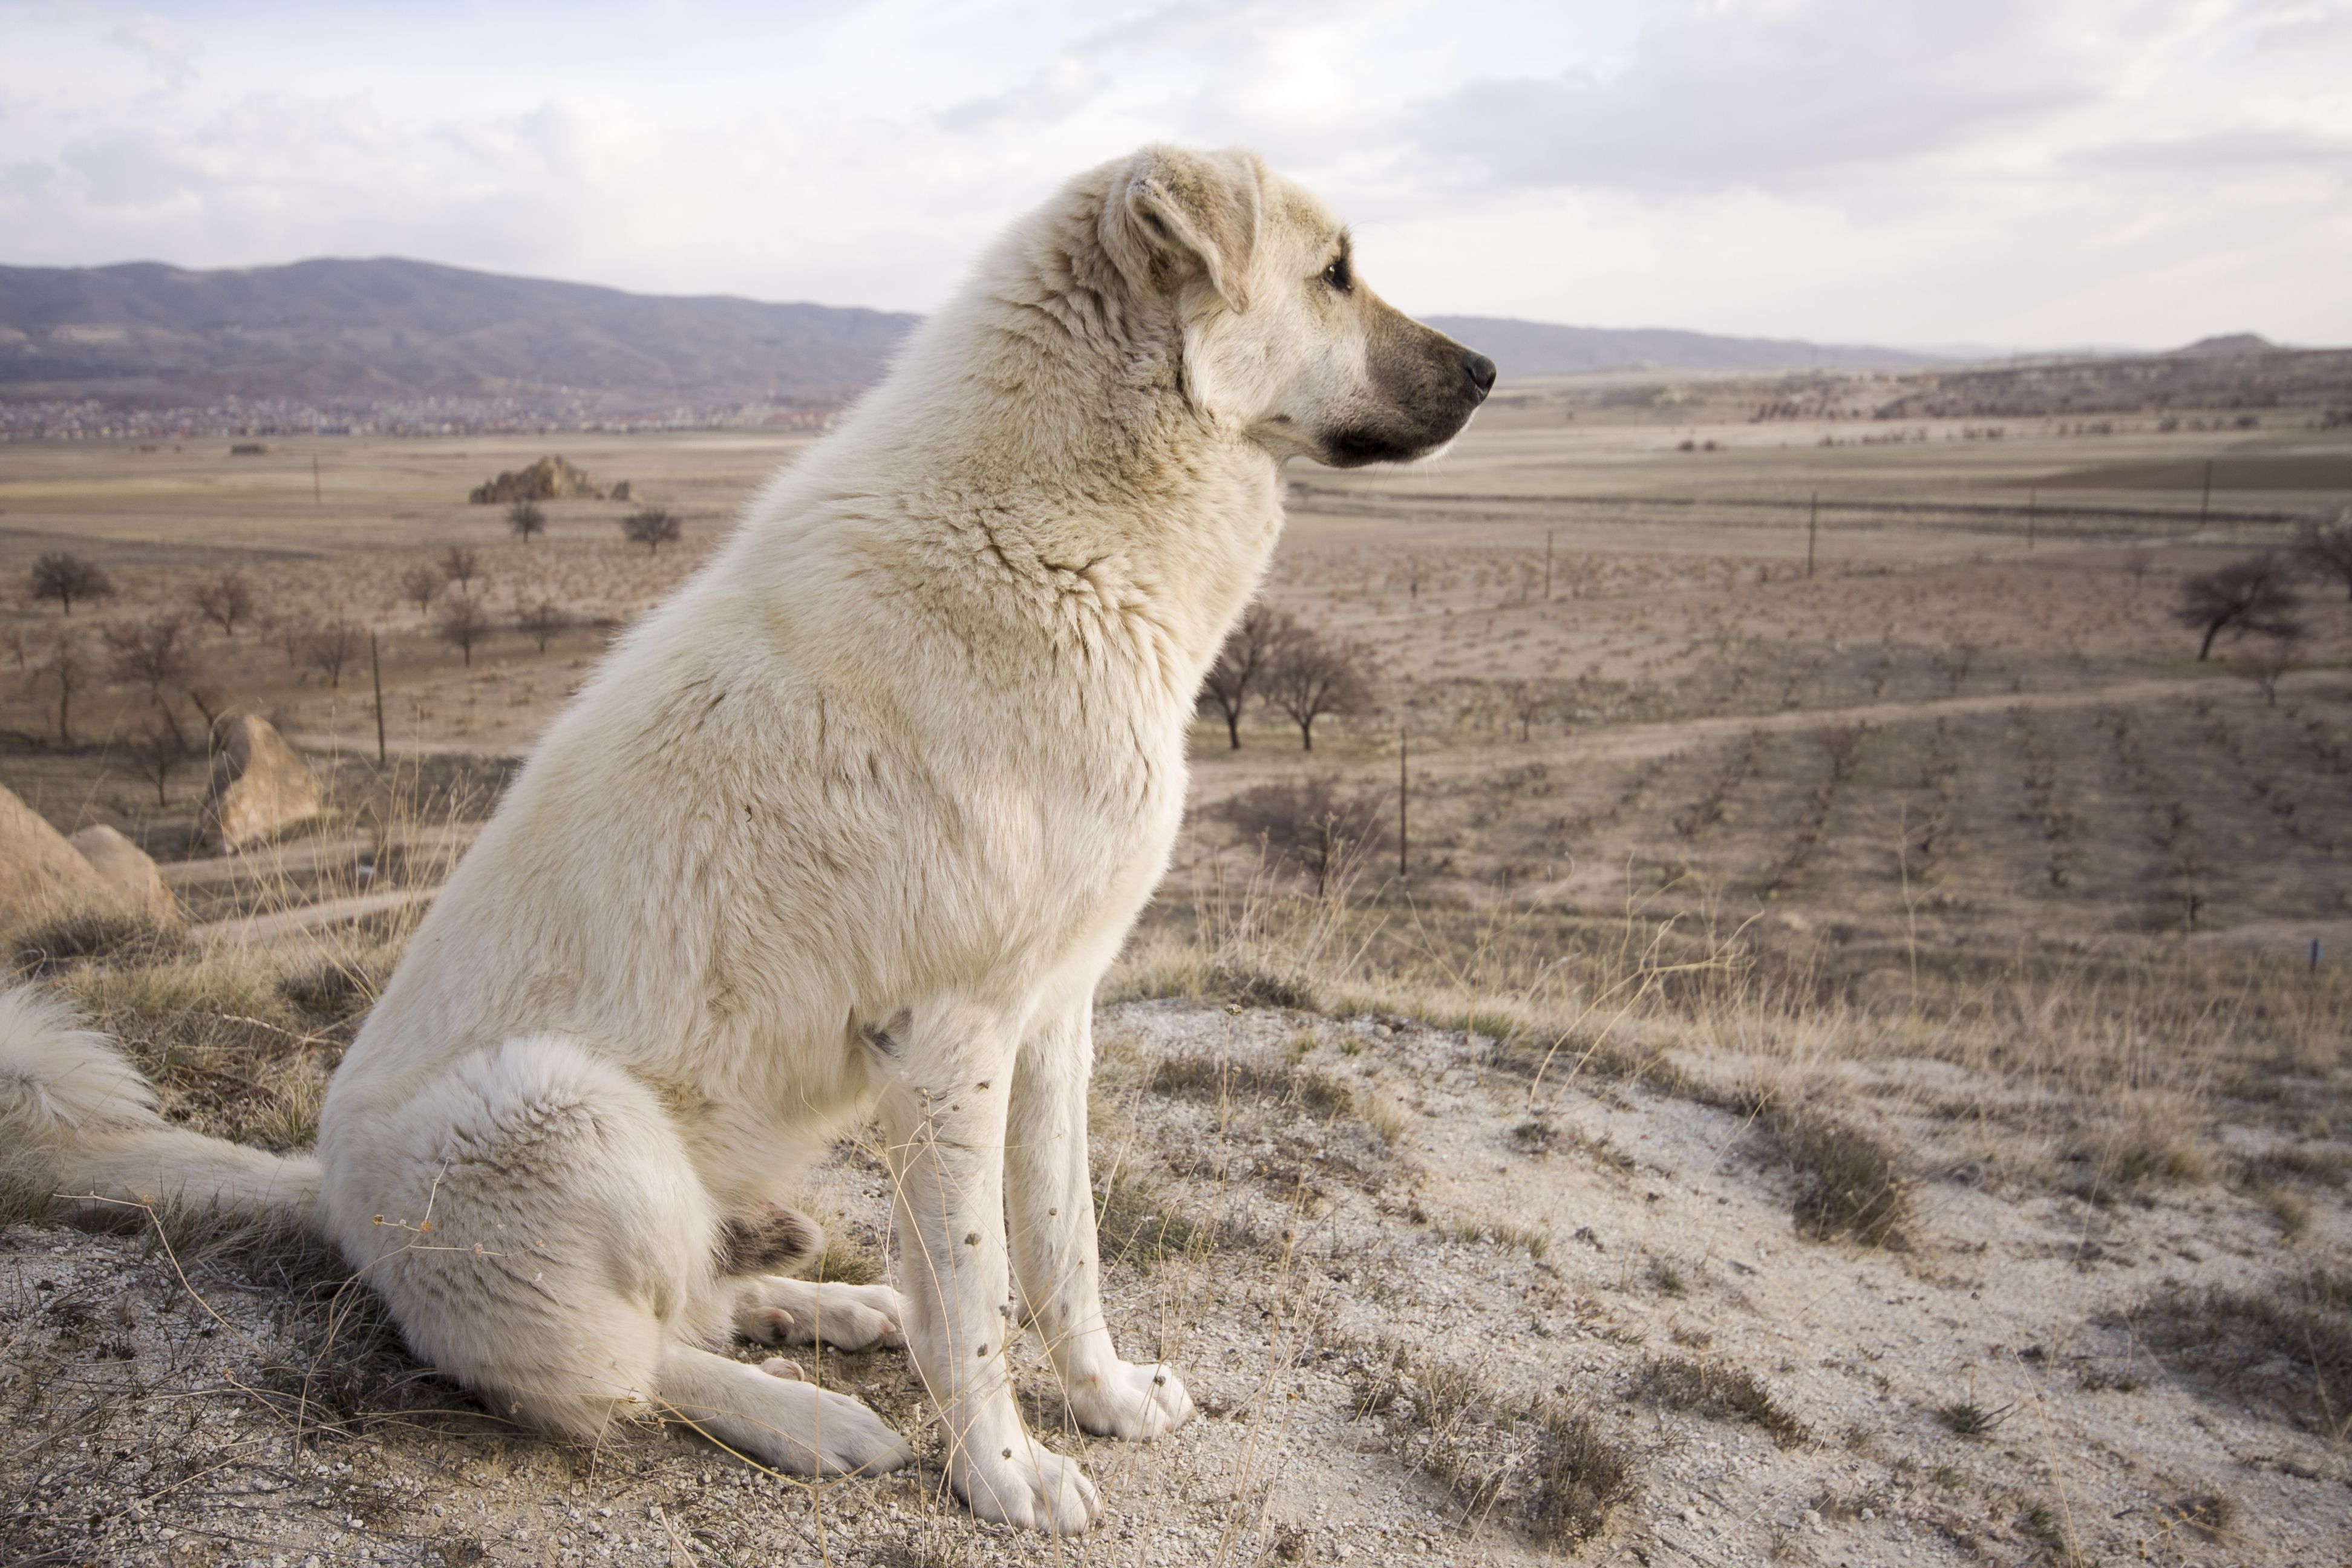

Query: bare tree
left=1263, top=627, right=1371, bottom=751
left=2295, top=512, right=2352, bottom=602
left=42, top=635, right=85, bottom=745
left=437, top=594, right=491, bottom=665
left=1219, top=776, right=1390, bottom=897
left=124, top=719, right=188, bottom=808
left=30, top=552, right=114, bottom=616
left=517, top=598, right=571, bottom=653
left=2, top=624, right=29, bottom=671
left=1198, top=606, right=1291, bottom=750
left=103, top=616, right=192, bottom=710
left=507, top=500, right=547, bottom=546
left=400, top=564, right=445, bottom=614
left=303, top=619, right=365, bottom=688
left=2175, top=554, right=2303, bottom=661
left=2238, top=629, right=2304, bottom=708
left=622, top=508, right=682, bottom=555
left=442, top=545, right=485, bottom=595
left=189, top=569, right=257, bottom=638
left=273, top=614, right=312, bottom=670
left=1506, top=680, right=1549, bottom=741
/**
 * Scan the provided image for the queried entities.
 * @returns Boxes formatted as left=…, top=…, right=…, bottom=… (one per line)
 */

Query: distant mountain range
left=0, top=258, right=918, bottom=416
left=0, top=256, right=2331, bottom=436
left=1423, top=316, right=1948, bottom=376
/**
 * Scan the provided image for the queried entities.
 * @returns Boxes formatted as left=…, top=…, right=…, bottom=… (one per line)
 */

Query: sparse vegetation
left=622, top=506, right=682, bottom=554
left=1631, top=1354, right=1811, bottom=1446
left=28, top=550, right=114, bottom=615
left=2175, top=553, right=2302, bottom=659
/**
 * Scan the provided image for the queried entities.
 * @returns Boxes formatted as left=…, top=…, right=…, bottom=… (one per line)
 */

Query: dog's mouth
left=1310, top=310, right=1494, bottom=468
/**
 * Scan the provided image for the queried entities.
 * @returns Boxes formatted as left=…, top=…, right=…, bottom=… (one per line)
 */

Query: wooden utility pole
left=370, top=630, right=386, bottom=765
left=2200, top=459, right=2213, bottom=521
left=1806, top=493, right=1818, bottom=578
left=1543, top=530, right=1555, bottom=601
left=2027, top=486, right=2037, bottom=551
left=1397, top=728, right=1408, bottom=881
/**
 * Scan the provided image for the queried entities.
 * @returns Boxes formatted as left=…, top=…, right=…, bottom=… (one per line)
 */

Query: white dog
left=0, top=145, right=1491, bottom=1534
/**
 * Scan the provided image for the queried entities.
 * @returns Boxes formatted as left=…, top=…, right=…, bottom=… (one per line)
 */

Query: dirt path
left=1547, top=667, right=2352, bottom=766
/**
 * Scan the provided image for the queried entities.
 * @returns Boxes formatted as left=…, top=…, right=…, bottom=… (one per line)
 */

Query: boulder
left=469, top=456, right=603, bottom=505
left=199, top=714, right=324, bottom=851
left=68, top=825, right=179, bottom=928
left=0, top=786, right=131, bottom=938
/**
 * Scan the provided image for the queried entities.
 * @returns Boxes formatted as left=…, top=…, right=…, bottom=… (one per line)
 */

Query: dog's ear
left=1109, top=145, right=1262, bottom=312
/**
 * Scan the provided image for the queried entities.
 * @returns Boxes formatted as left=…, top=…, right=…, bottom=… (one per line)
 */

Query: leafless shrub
left=302, top=618, right=365, bottom=688
left=436, top=595, right=491, bottom=665
left=102, top=616, right=192, bottom=710
left=399, top=563, right=443, bottom=614
left=440, top=544, right=484, bottom=595
left=1218, top=776, right=1389, bottom=896
left=1198, top=604, right=1291, bottom=749
left=2236, top=628, right=2303, bottom=707
left=506, top=499, right=546, bottom=544
left=123, top=717, right=189, bottom=807
left=28, top=551, right=114, bottom=615
left=1262, top=626, right=1371, bottom=751
left=516, top=598, right=570, bottom=653
left=2293, top=511, right=2352, bottom=601
left=38, top=633, right=87, bottom=744
left=622, top=507, right=682, bottom=554
left=188, top=570, right=257, bottom=638
left=2175, top=554, right=2302, bottom=661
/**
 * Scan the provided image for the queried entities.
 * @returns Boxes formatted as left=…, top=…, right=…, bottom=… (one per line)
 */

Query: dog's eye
left=1321, top=255, right=1351, bottom=293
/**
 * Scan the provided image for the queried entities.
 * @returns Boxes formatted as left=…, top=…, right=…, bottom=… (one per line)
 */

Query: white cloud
left=0, top=0, right=2346, bottom=348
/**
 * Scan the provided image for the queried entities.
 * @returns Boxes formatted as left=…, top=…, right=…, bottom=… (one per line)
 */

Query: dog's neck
left=808, top=204, right=1285, bottom=696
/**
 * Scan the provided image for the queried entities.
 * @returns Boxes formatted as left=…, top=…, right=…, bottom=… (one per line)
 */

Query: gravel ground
left=2, top=999, right=2345, bottom=1567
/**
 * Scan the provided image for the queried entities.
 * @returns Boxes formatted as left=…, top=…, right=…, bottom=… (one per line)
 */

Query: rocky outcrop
left=198, top=715, right=324, bottom=851
left=469, top=456, right=603, bottom=505
left=0, top=787, right=132, bottom=938
left=68, top=825, right=178, bottom=928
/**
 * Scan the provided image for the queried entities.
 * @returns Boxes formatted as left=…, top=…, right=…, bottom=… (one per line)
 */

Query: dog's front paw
left=1065, top=1359, right=1195, bottom=1440
left=952, top=1441, right=1099, bottom=1534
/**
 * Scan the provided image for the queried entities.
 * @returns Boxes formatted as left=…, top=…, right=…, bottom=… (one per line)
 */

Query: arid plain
left=2, top=379, right=2350, bottom=1566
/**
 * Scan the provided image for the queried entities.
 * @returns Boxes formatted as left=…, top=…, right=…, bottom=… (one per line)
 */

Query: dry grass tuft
left=1343, top=1338, right=1636, bottom=1547
left=2129, top=1267, right=2352, bottom=1437
left=9, top=911, right=185, bottom=975
left=1630, top=1354, right=1811, bottom=1446
left=1743, top=1100, right=1912, bottom=1248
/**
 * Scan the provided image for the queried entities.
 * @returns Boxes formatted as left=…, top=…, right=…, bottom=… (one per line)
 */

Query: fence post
left=1806, top=493, right=1818, bottom=578
left=1397, top=728, right=1408, bottom=881
left=370, top=630, right=386, bottom=766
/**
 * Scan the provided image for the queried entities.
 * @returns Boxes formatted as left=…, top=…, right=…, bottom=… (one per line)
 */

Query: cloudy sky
left=3, top=0, right=2348, bottom=350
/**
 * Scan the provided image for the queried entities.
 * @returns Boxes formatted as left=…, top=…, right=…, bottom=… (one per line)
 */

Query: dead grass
left=2128, top=1267, right=2352, bottom=1438
left=1630, top=1354, right=1811, bottom=1446
left=1342, top=1337, right=1638, bottom=1547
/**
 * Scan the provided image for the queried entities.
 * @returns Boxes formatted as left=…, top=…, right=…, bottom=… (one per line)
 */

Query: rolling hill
left=0, top=258, right=918, bottom=413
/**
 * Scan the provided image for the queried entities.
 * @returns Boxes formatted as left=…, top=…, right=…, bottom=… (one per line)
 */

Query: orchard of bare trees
left=1198, top=610, right=1373, bottom=751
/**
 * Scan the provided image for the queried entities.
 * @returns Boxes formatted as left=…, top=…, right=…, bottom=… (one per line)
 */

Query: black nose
left=1464, top=353, right=1497, bottom=399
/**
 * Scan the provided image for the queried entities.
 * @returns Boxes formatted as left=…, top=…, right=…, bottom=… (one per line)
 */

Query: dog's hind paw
left=734, top=1278, right=905, bottom=1352
left=1064, top=1358, right=1195, bottom=1440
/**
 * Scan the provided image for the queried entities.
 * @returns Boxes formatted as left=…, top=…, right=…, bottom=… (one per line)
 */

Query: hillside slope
left=0, top=258, right=917, bottom=410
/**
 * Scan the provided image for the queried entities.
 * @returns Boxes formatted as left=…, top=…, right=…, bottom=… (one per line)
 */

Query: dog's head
left=1099, top=145, right=1494, bottom=467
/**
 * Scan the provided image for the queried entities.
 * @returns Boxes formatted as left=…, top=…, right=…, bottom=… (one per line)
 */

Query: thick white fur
left=0, top=146, right=1483, bottom=1534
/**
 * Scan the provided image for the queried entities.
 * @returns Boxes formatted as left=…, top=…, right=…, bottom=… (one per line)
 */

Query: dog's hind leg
left=321, top=1036, right=909, bottom=1477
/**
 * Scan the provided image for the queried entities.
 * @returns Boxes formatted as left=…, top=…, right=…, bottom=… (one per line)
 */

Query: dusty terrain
left=2, top=377, right=2348, bottom=1564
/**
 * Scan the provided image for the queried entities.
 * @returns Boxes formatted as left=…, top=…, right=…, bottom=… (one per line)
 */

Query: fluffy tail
left=0, top=985, right=321, bottom=1227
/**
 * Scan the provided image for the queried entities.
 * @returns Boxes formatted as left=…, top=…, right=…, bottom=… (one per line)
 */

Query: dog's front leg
left=1006, top=999, right=1195, bottom=1439
left=877, top=1008, right=1097, bottom=1535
